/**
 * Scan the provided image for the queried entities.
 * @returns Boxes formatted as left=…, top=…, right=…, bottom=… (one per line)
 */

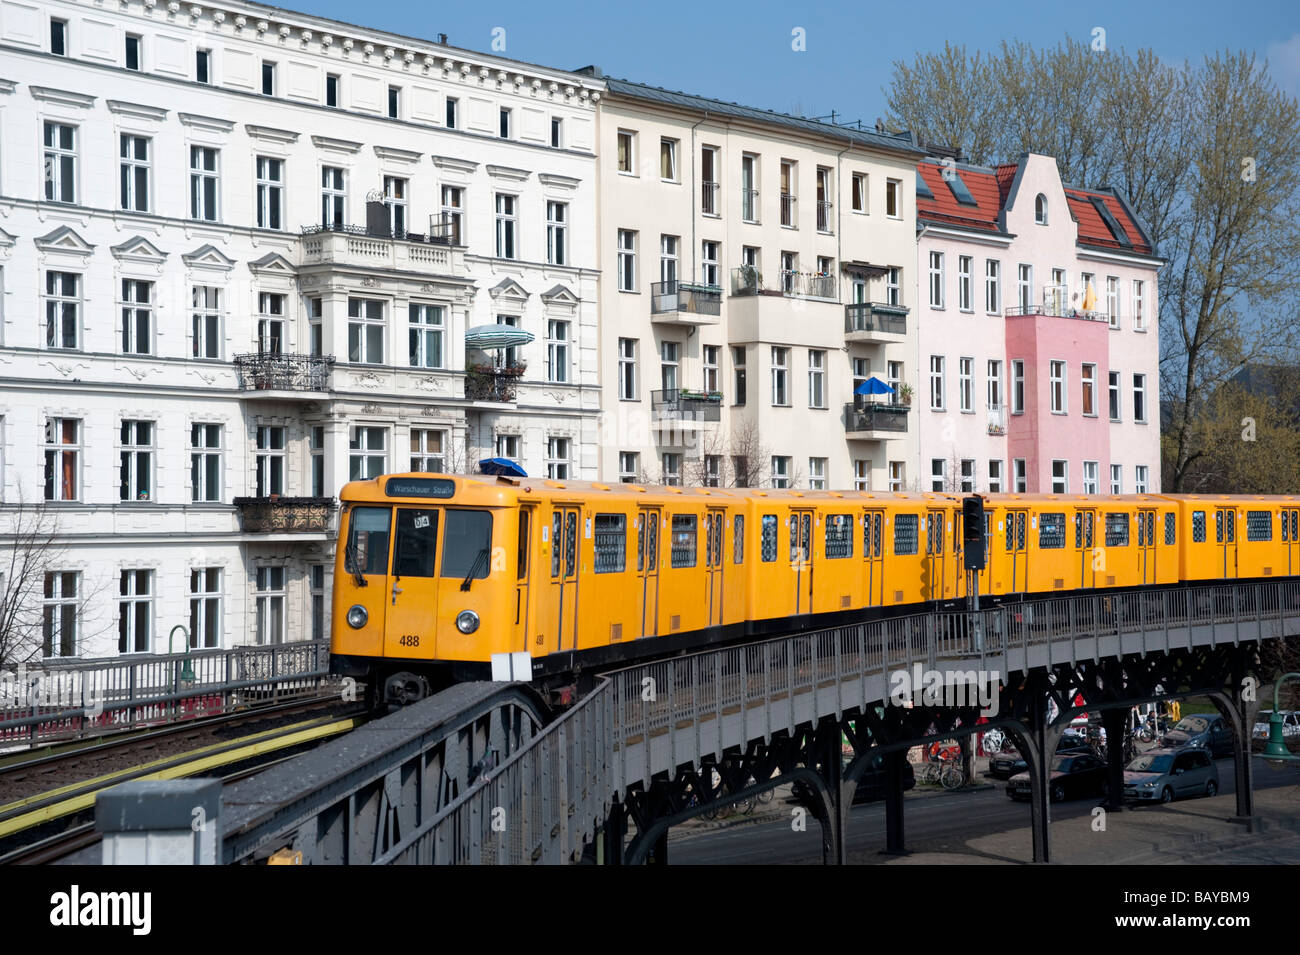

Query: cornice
left=311, top=134, right=363, bottom=154
left=30, top=86, right=95, bottom=109
left=245, top=124, right=300, bottom=145
left=107, top=100, right=169, bottom=123
left=179, top=112, right=236, bottom=134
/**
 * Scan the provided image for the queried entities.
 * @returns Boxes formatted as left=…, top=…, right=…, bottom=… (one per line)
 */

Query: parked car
left=1159, top=713, right=1234, bottom=758
left=789, top=752, right=915, bottom=811
left=986, top=731, right=1089, bottom=780
left=1007, top=752, right=1109, bottom=802
left=1123, top=747, right=1219, bottom=803
left=1252, top=710, right=1300, bottom=740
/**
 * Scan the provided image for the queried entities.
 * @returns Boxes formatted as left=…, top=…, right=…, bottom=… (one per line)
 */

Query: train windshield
left=345, top=507, right=392, bottom=575
left=441, top=510, right=493, bottom=581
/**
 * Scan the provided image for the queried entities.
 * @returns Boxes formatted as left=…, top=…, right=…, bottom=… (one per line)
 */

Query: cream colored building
left=585, top=72, right=923, bottom=491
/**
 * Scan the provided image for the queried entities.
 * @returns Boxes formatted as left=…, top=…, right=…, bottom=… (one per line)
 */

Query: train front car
left=330, top=474, right=518, bottom=705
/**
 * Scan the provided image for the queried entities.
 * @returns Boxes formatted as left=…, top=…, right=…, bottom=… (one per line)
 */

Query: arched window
left=1034, top=194, right=1048, bottom=225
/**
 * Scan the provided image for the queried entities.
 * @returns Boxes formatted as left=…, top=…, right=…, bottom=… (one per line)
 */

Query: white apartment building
left=0, top=0, right=602, bottom=659
left=587, top=72, right=923, bottom=493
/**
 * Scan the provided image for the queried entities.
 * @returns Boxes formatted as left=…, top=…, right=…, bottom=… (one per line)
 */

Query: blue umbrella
left=479, top=457, right=528, bottom=478
left=855, top=376, right=895, bottom=396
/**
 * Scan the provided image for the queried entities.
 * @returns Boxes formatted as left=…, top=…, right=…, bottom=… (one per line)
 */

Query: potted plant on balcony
left=503, top=362, right=527, bottom=377
left=896, top=383, right=913, bottom=407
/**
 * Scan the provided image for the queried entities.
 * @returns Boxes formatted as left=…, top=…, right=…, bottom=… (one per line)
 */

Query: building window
left=494, top=314, right=521, bottom=367
left=889, top=462, right=905, bottom=492
left=619, top=451, right=639, bottom=483
left=547, top=320, right=570, bottom=383
left=1110, top=464, right=1122, bottom=494
left=495, top=194, right=518, bottom=259
left=1051, top=460, right=1068, bottom=494
left=928, top=251, right=945, bottom=307
left=50, top=17, right=67, bottom=55
left=256, top=157, right=284, bottom=230
left=659, top=234, right=679, bottom=284
left=780, top=251, right=797, bottom=293
left=410, top=428, right=446, bottom=472
left=852, top=172, right=867, bottom=213
left=701, top=240, right=720, bottom=287
left=499, top=107, right=512, bottom=139
left=326, top=73, right=341, bottom=107
left=617, top=338, right=637, bottom=400
left=388, top=85, right=401, bottom=119
left=809, top=458, right=827, bottom=490
left=310, top=426, right=325, bottom=496
left=445, top=97, right=459, bottom=129
left=779, top=160, right=796, bottom=226
left=816, top=166, right=833, bottom=232
left=1017, top=264, right=1033, bottom=310
left=1050, top=360, right=1066, bottom=413
left=1106, top=276, right=1120, bottom=328
left=959, top=357, right=973, bottom=413
left=192, top=286, right=221, bottom=359
left=407, top=304, right=444, bottom=368
left=985, top=260, right=1001, bottom=313
left=320, top=166, right=346, bottom=228
left=854, top=460, right=869, bottom=491
left=384, top=176, right=408, bottom=236
left=257, top=292, right=285, bottom=355
left=255, top=425, right=286, bottom=497
left=702, top=344, right=720, bottom=392
left=43, top=571, right=79, bottom=657
left=808, top=350, right=826, bottom=408
left=43, top=122, right=77, bottom=203
left=118, top=570, right=153, bottom=653
left=987, top=360, right=1003, bottom=411
left=255, top=566, right=286, bottom=645
left=496, top=434, right=520, bottom=460
left=617, top=130, right=635, bottom=173
left=929, top=355, right=945, bottom=411
left=931, top=458, right=945, bottom=492
left=852, top=357, right=870, bottom=395
left=1133, top=374, right=1147, bottom=422
left=125, top=33, right=142, bottom=70
left=43, top=417, right=81, bottom=502
left=700, top=146, right=719, bottom=214
left=190, top=423, right=222, bottom=502
left=960, top=459, right=975, bottom=493
left=547, top=437, right=571, bottom=479
left=1011, top=359, right=1025, bottom=413
left=1083, top=460, right=1099, bottom=494
left=988, top=459, right=1003, bottom=492
left=189, top=146, right=219, bottom=221
left=551, top=117, right=563, bottom=148
left=659, top=341, right=679, bottom=393
left=1013, top=459, right=1027, bottom=492
left=771, top=347, right=789, bottom=406
left=741, top=154, right=758, bottom=221
left=886, top=268, right=901, bottom=306
left=310, top=565, right=327, bottom=642
left=771, top=456, right=791, bottom=489
left=957, top=255, right=973, bottom=311
left=119, top=134, right=151, bottom=212
left=1135, top=465, right=1149, bottom=493
left=349, top=426, right=387, bottom=480
left=261, top=60, right=276, bottom=96
left=119, top=420, right=153, bottom=502
left=1081, top=363, right=1097, bottom=416
left=440, top=185, right=464, bottom=245
left=545, top=201, right=568, bottom=266
left=1109, top=371, right=1121, bottom=421
left=347, top=298, right=385, bottom=364
left=1133, top=280, right=1146, bottom=331
left=617, top=230, right=637, bottom=291
left=190, top=568, right=221, bottom=649
left=659, top=138, right=679, bottom=181
left=728, top=346, right=746, bottom=406
left=885, top=178, right=901, bottom=218
left=119, top=279, right=152, bottom=355
left=1035, top=193, right=1048, bottom=224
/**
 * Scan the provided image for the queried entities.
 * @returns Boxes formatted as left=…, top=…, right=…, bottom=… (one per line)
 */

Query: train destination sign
left=385, top=477, right=456, bottom=499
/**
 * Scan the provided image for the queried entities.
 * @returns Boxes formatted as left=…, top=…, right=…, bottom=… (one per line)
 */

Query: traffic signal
left=962, top=495, right=986, bottom=571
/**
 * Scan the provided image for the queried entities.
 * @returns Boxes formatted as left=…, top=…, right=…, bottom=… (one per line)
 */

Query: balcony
left=233, top=496, right=336, bottom=536
left=844, top=402, right=909, bottom=439
left=651, top=280, right=722, bottom=326
left=987, top=406, right=1007, bottom=436
left=730, top=267, right=836, bottom=300
left=652, top=388, right=722, bottom=423
left=701, top=181, right=719, bottom=216
left=844, top=302, right=908, bottom=342
left=1004, top=303, right=1109, bottom=323
left=234, top=353, right=333, bottom=398
left=780, top=193, right=796, bottom=227
left=465, top=363, right=525, bottom=403
left=298, top=215, right=463, bottom=276
left=817, top=200, right=834, bottom=233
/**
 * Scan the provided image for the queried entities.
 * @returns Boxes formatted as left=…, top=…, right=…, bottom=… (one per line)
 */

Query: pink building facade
left=915, top=153, right=1161, bottom=495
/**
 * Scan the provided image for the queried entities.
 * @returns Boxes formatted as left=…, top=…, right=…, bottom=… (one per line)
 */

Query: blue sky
left=287, top=0, right=1300, bottom=119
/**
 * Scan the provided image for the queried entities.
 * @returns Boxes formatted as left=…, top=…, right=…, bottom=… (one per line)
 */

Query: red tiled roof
left=995, top=164, right=1018, bottom=205
left=1063, top=189, right=1152, bottom=255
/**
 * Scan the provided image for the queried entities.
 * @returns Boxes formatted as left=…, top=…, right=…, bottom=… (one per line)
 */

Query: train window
left=440, top=510, right=493, bottom=581
left=1225, top=511, right=1235, bottom=543
left=825, top=514, right=853, bottom=559
left=1164, top=512, right=1176, bottom=546
left=1193, top=511, right=1206, bottom=543
left=1038, top=512, right=1065, bottom=549
left=517, top=511, right=530, bottom=579
left=1104, top=512, right=1129, bottom=547
left=565, top=512, right=578, bottom=575
left=761, top=515, right=778, bottom=562
left=1283, top=512, right=1290, bottom=542
left=1074, top=513, right=1083, bottom=548
left=874, top=513, right=883, bottom=557
left=594, top=514, right=626, bottom=573
left=1247, top=510, right=1272, bottom=542
left=345, top=507, right=392, bottom=576
left=1292, top=511, right=1298, bottom=541
left=733, top=514, right=745, bottom=564
left=894, top=514, right=919, bottom=556
left=671, top=514, right=697, bottom=568
left=394, top=509, right=438, bottom=577
left=1215, top=510, right=1223, bottom=543
left=1005, top=514, right=1014, bottom=551
left=551, top=513, right=562, bottom=577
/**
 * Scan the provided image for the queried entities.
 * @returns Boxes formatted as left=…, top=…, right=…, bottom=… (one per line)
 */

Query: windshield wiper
left=461, top=547, right=489, bottom=592
left=345, top=542, right=367, bottom=588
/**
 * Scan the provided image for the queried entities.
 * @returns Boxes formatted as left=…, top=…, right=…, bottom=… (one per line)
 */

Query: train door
left=514, top=506, right=533, bottom=648
left=1284, top=508, right=1300, bottom=575
left=549, top=505, right=580, bottom=651
left=925, top=508, right=947, bottom=600
left=385, top=506, right=440, bottom=656
left=636, top=506, right=661, bottom=639
left=1215, top=506, right=1238, bottom=578
left=863, top=508, right=885, bottom=606
left=705, top=508, right=726, bottom=627
left=1075, top=508, right=1097, bottom=588
left=1137, top=508, right=1157, bottom=584
left=1006, top=509, right=1029, bottom=593
left=790, top=509, right=813, bottom=615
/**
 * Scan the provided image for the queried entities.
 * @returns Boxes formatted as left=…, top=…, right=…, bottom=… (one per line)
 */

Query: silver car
left=1122, top=747, right=1219, bottom=803
left=1253, top=710, right=1300, bottom=740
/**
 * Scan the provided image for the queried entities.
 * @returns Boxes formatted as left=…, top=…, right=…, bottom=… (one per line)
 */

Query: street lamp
left=1258, top=671, right=1300, bottom=769
left=169, top=624, right=196, bottom=684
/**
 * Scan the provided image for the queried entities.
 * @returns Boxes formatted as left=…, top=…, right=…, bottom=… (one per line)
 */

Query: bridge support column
left=1208, top=689, right=1254, bottom=829
left=598, top=799, right=626, bottom=864
left=882, top=749, right=907, bottom=855
left=819, top=717, right=847, bottom=865
left=1026, top=692, right=1055, bottom=863
left=1101, top=707, right=1127, bottom=813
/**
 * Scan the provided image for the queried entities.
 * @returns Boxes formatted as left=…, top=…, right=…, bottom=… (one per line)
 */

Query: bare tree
left=726, top=419, right=770, bottom=489
left=0, top=499, right=65, bottom=669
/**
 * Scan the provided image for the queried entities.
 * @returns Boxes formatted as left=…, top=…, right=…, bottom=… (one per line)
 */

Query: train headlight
left=456, top=610, right=480, bottom=634
left=346, top=605, right=369, bottom=629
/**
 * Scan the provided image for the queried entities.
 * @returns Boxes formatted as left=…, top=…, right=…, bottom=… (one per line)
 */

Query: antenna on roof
left=436, top=33, right=448, bottom=44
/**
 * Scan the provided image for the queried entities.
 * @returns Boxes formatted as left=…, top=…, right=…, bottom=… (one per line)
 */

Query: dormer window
left=1035, top=194, right=1048, bottom=225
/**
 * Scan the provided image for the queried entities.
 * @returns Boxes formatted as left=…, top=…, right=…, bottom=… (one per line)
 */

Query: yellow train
left=328, top=473, right=1300, bottom=704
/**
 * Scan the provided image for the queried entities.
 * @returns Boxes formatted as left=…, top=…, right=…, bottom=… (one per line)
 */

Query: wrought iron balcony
left=234, top=353, right=333, bottom=393
left=817, top=199, right=834, bottom=233
left=1004, top=303, right=1108, bottom=323
left=780, top=193, right=796, bottom=226
left=701, top=180, right=719, bottom=216
left=651, top=388, right=723, bottom=423
left=731, top=267, right=836, bottom=299
left=465, top=363, right=525, bottom=403
left=651, top=280, right=722, bottom=318
left=844, top=402, right=909, bottom=436
left=233, top=496, right=336, bottom=534
left=844, top=302, right=908, bottom=337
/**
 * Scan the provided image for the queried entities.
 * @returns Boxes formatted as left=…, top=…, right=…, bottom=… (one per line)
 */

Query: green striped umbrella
left=464, top=324, right=535, bottom=350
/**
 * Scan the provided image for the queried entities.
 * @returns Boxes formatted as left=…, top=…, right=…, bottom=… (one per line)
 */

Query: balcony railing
left=701, top=181, right=719, bottom=216
left=1004, top=303, right=1109, bottom=323
left=780, top=193, right=796, bottom=226
left=844, top=402, right=910, bottom=434
left=465, top=363, right=525, bottom=403
left=234, top=353, right=333, bottom=392
left=817, top=199, right=834, bottom=233
left=233, top=496, right=336, bottom=534
left=731, top=267, right=836, bottom=299
left=651, top=280, right=722, bottom=316
left=301, top=212, right=456, bottom=245
left=987, top=405, right=1007, bottom=435
left=651, top=388, right=723, bottom=422
left=844, top=302, right=908, bottom=336
left=741, top=188, right=759, bottom=222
